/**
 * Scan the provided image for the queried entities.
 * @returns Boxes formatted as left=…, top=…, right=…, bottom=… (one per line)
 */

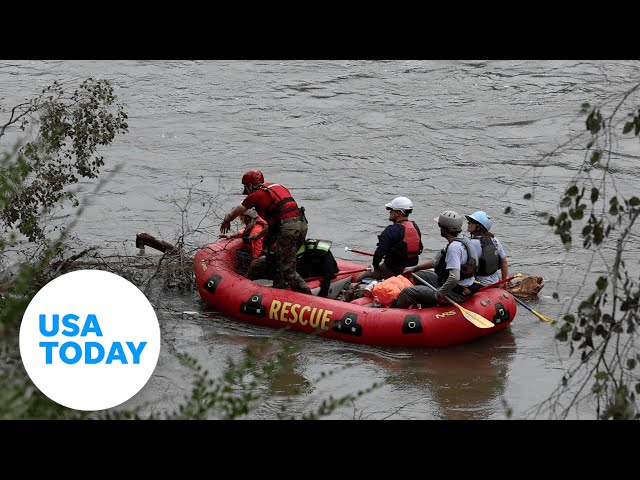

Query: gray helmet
left=434, top=210, right=463, bottom=233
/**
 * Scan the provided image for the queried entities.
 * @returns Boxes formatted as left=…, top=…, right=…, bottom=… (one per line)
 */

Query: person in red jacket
left=219, top=208, right=268, bottom=276
left=220, top=170, right=312, bottom=294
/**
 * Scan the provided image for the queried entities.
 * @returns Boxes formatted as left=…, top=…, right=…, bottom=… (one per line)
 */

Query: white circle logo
left=19, top=269, right=160, bottom=411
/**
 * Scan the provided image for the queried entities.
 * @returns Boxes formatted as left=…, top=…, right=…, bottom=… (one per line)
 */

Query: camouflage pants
left=273, top=220, right=311, bottom=294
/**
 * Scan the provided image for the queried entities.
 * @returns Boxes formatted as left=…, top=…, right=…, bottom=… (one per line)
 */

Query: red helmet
left=241, top=170, right=264, bottom=186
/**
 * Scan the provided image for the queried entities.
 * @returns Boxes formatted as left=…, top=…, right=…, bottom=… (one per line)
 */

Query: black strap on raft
left=240, top=293, right=267, bottom=317
left=204, top=274, right=222, bottom=293
left=332, top=312, right=362, bottom=336
left=402, top=314, right=423, bottom=334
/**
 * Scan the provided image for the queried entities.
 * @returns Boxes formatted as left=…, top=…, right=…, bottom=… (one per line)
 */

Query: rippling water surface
left=2, top=60, right=639, bottom=419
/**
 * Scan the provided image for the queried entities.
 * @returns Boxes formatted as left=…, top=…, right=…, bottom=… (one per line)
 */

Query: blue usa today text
left=37, top=313, right=148, bottom=365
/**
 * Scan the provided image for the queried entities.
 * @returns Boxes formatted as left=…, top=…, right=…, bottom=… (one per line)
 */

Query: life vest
left=241, top=217, right=268, bottom=258
left=296, top=238, right=332, bottom=258
left=371, top=274, right=414, bottom=307
left=434, top=236, right=478, bottom=280
left=386, top=221, right=423, bottom=264
left=257, top=183, right=302, bottom=232
left=476, top=236, right=500, bottom=276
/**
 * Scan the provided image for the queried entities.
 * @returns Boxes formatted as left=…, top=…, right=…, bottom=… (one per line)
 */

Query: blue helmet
left=465, top=211, right=492, bottom=231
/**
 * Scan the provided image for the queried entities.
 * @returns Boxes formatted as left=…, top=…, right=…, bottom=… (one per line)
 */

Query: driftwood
left=48, top=245, right=98, bottom=274
left=136, top=232, right=181, bottom=255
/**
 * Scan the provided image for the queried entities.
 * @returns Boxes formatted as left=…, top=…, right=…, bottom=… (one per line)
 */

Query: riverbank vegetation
left=3, top=75, right=639, bottom=420
left=0, top=79, right=374, bottom=419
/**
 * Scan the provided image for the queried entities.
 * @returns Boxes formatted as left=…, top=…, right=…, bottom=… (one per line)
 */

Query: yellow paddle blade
left=512, top=295, right=554, bottom=323
left=459, top=305, right=495, bottom=329
left=531, top=309, right=554, bottom=323
left=410, top=272, right=495, bottom=329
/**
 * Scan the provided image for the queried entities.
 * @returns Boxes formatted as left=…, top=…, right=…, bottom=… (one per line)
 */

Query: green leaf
left=590, top=151, right=601, bottom=165
left=523, top=193, right=532, bottom=200
left=569, top=207, right=584, bottom=220
left=590, top=188, right=599, bottom=203
left=623, top=122, right=634, bottom=134
left=629, top=197, right=640, bottom=207
left=596, top=276, right=608, bottom=291
left=595, top=371, right=609, bottom=381
left=566, top=185, right=579, bottom=196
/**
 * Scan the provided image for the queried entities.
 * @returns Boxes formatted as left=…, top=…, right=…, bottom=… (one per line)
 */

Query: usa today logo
left=19, top=269, right=160, bottom=411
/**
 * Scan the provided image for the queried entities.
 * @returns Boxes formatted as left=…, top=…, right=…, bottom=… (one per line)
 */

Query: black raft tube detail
left=204, top=274, right=222, bottom=294
left=240, top=293, right=267, bottom=317
left=402, top=314, right=423, bottom=334
left=332, top=312, right=362, bottom=336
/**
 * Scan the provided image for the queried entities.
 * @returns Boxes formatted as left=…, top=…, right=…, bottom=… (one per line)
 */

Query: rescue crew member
left=220, top=169, right=312, bottom=294
left=357, top=196, right=423, bottom=281
left=295, top=239, right=339, bottom=297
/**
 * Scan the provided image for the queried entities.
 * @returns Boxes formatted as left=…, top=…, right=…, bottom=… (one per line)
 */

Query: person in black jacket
left=250, top=238, right=339, bottom=297
left=295, top=239, right=339, bottom=297
left=357, top=196, right=423, bottom=281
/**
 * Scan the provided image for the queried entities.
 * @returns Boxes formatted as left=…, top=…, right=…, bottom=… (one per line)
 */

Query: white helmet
left=434, top=210, right=463, bottom=233
left=385, top=196, right=413, bottom=214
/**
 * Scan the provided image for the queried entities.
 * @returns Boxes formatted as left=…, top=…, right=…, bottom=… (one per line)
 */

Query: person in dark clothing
left=295, top=239, right=339, bottom=297
left=357, top=196, right=423, bottom=281
left=249, top=238, right=339, bottom=297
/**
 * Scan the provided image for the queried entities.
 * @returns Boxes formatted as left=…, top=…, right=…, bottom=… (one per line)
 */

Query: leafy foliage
left=1, top=78, right=377, bottom=420
left=532, top=85, right=640, bottom=419
left=0, top=79, right=128, bottom=242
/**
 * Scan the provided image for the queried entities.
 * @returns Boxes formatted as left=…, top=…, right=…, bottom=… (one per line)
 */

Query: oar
left=411, top=273, right=494, bottom=329
left=344, top=246, right=374, bottom=257
left=304, top=268, right=367, bottom=283
left=512, top=295, right=554, bottom=323
left=476, top=273, right=523, bottom=292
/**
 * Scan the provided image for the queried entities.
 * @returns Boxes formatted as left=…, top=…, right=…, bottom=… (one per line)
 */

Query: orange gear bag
left=371, top=274, right=414, bottom=307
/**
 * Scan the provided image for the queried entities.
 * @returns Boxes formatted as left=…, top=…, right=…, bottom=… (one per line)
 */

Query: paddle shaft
left=512, top=295, right=554, bottom=323
left=345, top=247, right=375, bottom=257
left=304, top=268, right=367, bottom=283
left=476, top=273, right=523, bottom=292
